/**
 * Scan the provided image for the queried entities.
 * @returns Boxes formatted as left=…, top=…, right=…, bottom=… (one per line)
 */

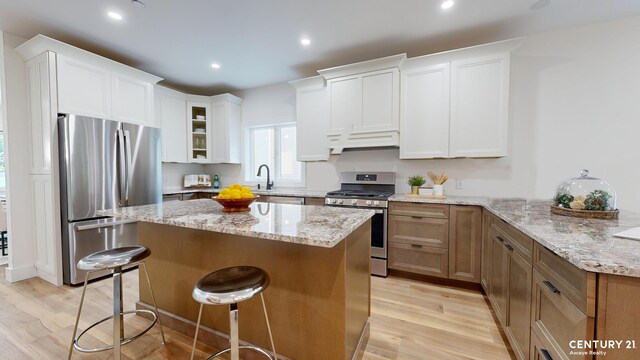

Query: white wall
left=207, top=14, right=640, bottom=212
left=1, top=31, right=36, bottom=281
left=162, top=162, right=208, bottom=191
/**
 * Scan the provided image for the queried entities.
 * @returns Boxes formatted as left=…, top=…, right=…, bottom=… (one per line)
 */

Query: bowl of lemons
left=213, top=184, right=258, bottom=212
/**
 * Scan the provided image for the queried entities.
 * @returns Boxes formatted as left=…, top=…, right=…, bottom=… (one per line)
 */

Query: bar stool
left=190, top=266, right=277, bottom=360
left=68, top=246, right=166, bottom=360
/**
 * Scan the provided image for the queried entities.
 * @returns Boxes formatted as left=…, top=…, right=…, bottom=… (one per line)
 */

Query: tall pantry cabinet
left=17, top=35, right=162, bottom=285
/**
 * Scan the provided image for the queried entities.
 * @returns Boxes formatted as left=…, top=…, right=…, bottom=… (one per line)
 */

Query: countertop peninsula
left=390, top=194, right=640, bottom=277
left=100, top=199, right=373, bottom=248
left=163, top=187, right=328, bottom=198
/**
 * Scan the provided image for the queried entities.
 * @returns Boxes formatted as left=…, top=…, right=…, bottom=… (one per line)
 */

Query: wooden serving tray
left=406, top=194, right=447, bottom=200
left=550, top=205, right=619, bottom=220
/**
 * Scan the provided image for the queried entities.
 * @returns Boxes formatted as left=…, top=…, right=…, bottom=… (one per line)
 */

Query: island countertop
left=99, top=199, right=374, bottom=248
left=390, top=194, right=640, bottom=277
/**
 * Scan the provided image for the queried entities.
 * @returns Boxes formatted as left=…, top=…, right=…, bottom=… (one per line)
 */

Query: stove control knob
left=338, top=199, right=344, bottom=204
left=366, top=200, right=372, bottom=206
left=373, top=201, right=380, bottom=206
left=351, top=199, right=358, bottom=205
left=330, top=199, right=337, bottom=204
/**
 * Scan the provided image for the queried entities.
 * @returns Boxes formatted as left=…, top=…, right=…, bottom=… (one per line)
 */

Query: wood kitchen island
left=101, top=199, right=373, bottom=360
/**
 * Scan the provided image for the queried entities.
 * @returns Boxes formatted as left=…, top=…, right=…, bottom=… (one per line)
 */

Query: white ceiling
left=1, top=0, right=639, bottom=94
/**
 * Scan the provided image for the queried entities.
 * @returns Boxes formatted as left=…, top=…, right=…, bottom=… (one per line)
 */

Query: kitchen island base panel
left=137, top=221, right=371, bottom=360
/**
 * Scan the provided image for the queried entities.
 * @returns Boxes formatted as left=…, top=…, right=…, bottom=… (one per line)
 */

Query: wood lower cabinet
left=506, top=248, right=533, bottom=360
left=531, top=270, right=593, bottom=360
left=481, top=209, right=493, bottom=292
left=388, top=242, right=448, bottom=278
left=448, top=206, right=482, bottom=283
left=530, top=331, right=562, bottom=360
left=488, top=227, right=509, bottom=326
left=305, top=197, right=326, bottom=206
left=388, top=215, right=449, bottom=248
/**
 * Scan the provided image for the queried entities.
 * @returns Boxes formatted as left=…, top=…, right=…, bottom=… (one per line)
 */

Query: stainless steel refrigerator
left=58, top=114, right=162, bottom=285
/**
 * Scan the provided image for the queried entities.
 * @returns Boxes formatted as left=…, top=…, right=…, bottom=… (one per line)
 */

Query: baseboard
left=352, top=320, right=370, bottom=360
left=36, top=269, right=60, bottom=285
left=4, top=264, right=37, bottom=282
left=137, top=301, right=290, bottom=360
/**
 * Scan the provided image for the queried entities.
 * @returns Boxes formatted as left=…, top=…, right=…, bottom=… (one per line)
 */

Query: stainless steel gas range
left=325, top=172, right=395, bottom=277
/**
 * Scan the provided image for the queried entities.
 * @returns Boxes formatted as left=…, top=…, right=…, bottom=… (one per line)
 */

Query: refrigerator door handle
left=75, top=219, right=137, bottom=231
left=117, top=129, right=127, bottom=207
left=124, top=129, right=133, bottom=206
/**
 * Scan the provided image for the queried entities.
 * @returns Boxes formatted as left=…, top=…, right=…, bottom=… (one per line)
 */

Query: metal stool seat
left=190, top=266, right=277, bottom=360
left=68, top=246, right=165, bottom=360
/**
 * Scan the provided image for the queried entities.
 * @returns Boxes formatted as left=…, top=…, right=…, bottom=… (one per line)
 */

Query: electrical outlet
left=456, top=179, right=464, bottom=189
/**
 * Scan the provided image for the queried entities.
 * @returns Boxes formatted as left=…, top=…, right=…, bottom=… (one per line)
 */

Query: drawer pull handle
left=540, top=349, right=553, bottom=360
left=411, top=244, right=423, bottom=248
left=411, top=216, right=423, bottom=219
left=505, top=244, right=514, bottom=251
left=543, top=280, right=561, bottom=294
left=496, top=236, right=505, bottom=242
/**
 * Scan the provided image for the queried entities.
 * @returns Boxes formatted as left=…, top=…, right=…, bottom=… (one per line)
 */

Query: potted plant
left=428, top=171, right=449, bottom=196
left=407, top=175, right=426, bottom=195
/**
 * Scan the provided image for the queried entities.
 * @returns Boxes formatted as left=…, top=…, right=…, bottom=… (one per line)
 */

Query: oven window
left=371, top=212, right=384, bottom=249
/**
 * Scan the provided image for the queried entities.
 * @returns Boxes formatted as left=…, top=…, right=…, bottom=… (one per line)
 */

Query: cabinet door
left=400, top=63, right=450, bottom=159
left=448, top=205, right=482, bottom=283
left=157, top=92, right=187, bottom=163
left=187, top=102, right=212, bottom=163
left=360, top=68, right=399, bottom=132
left=505, top=249, right=533, bottom=360
left=112, top=73, right=154, bottom=125
left=327, top=75, right=361, bottom=135
left=488, top=228, right=508, bottom=326
left=26, top=52, right=56, bottom=175
left=296, top=85, right=329, bottom=161
left=481, top=210, right=493, bottom=292
left=211, top=100, right=228, bottom=163
left=57, top=54, right=111, bottom=118
left=32, top=175, right=56, bottom=276
left=450, top=53, right=509, bottom=157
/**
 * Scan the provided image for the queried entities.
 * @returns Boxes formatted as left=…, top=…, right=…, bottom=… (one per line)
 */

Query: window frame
left=244, top=123, right=305, bottom=187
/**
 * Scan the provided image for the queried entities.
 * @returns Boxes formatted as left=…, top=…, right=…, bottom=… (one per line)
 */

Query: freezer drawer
left=64, top=217, right=138, bottom=285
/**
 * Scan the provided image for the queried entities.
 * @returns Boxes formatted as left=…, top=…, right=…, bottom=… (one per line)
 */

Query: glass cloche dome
left=554, top=169, right=617, bottom=211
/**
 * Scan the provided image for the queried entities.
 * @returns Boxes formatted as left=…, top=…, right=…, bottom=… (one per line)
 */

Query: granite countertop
left=99, top=199, right=373, bottom=248
left=391, top=194, right=640, bottom=277
left=163, top=188, right=328, bottom=198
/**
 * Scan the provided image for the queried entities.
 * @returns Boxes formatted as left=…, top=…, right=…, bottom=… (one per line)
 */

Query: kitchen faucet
left=256, top=164, right=274, bottom=190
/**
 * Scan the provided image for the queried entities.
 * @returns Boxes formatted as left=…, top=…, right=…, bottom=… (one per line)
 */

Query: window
left=246, top=124, right=304, bottom=185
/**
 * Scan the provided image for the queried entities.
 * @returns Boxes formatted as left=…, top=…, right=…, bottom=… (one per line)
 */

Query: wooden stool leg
left=190, top=303, right=204, bottom=360
left=68, top=272, right=90, bottom=360
left=261, top=293, right=278, bottom=360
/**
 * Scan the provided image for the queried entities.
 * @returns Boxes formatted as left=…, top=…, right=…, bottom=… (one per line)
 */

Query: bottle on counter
left=213, top=174, right=220, bottom=189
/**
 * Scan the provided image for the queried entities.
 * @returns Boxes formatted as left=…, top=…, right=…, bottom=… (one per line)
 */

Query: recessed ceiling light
left=441, top=0, right=454, bottom=10
left=301, top=38, right=311, bottom=46
left=211, top=63, right=221, bottom=69
left=107, top=11, right=123, bottom=20
left=531, top=0, right=551, bottom=10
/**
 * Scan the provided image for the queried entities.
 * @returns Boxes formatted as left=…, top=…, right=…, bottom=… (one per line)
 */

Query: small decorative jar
left=552, top=169, right=618, bottom=219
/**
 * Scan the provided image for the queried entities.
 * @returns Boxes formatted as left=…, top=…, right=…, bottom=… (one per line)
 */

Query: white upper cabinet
left=289, top=76, right=329, bottom=161
left=449, top=53, right=510, bottom=157
left=187, top=100, right=212, bottom=163
left=399, top=38, right=522, bottom=159
left=56, top=54, right=112, bottom=119
left=26, top=52, right=57, bottom=174
left=211, top=94, right=243, bottom=164
left=400, top=63, right=450, bottom=159
left=112, top=73, right=154, bottom=126
left=156, top=86, right=188, bottom=163
left=319, top=54, right=405, bottom=153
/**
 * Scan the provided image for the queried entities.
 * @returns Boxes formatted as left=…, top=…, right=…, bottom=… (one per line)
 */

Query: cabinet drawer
left=531, top=270, right=594, bottom=360
left=533, top=243, right=596, bottom=316
left=388, top=242, right=448, bottom=278
left=530, top=330, right=563, bottom=360
left=389, top=202, right=449, bottom=218
left=162, top=194, right=182, bottom=202
left=197, top=192, right=213, bottom=199
left=491, top=220, right=532, bottom=264
left=388, top=215, right=449, bottom=248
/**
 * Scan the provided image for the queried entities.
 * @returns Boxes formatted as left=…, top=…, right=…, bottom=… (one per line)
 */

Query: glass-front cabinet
left=187, top=102, right=211, bottom=163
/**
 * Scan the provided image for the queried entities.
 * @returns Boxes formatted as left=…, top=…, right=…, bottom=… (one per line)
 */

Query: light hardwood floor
left=0, top=266, right=513, bottom=359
